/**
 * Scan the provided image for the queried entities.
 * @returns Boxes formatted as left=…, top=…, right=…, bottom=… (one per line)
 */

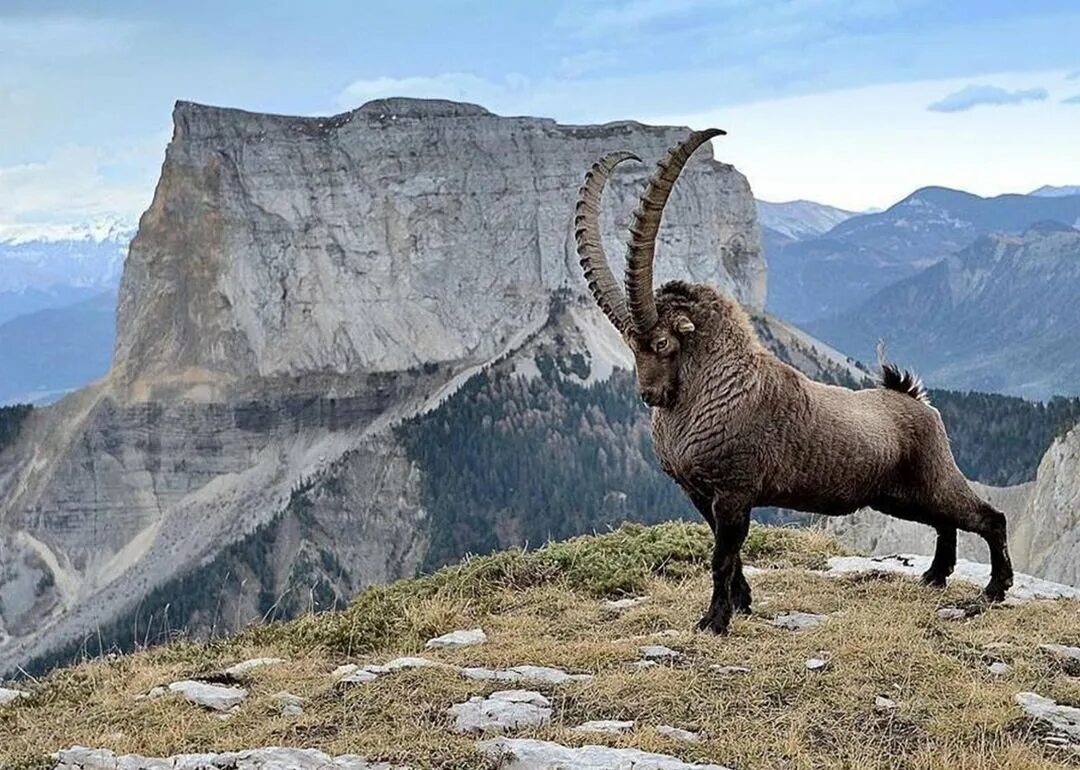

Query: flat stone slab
left=640, top=645, right=681, bottom=660
left=167, top=680, right=248, bottom=712
left=936, top=607, right=967, bottom=621
left=1015, top=692, right=1080, bottom=746
left=1040, top=644, right=1080, bottom=663
left=710, top=665, right=750, bottom=676
left=605, top=597, right=647, bottom=609
left=448, top=690, right=551, bottom=734
left=461, top=665, right=592, bottom=685
left=656, top=725, right=701, bottom=743
left=53, top=746, right=402, bottom=769
left=770, top=612, right=827, bottom=631
left=274, top=691, right=304, bottom=716
left=874, top=696, right=898, bottom=712
left=573, top=719, right=635, bottom=734
left=478, top=738, right=732, bottom=769
left=337, top=657, right=443, bottom=685
left=223, top=657, right=286, bottom=676
left=824, top=555, right=1080, bottom=602
left=805, top=658, right=829, bottom=672
left=0, top=687, right=29, bottom=705
left=988, top=662, right=1011, bottom=676
left=426, top=628, right=487, bottom=649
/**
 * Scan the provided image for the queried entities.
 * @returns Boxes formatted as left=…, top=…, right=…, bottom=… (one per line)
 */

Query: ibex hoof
left=983, top=582, right=1009, bottom=603
left=920, top=569, right=948, bottom=588
left=696, top=612, right=731, bottom=635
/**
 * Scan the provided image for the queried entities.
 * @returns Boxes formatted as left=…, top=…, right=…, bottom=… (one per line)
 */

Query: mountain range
left=765, top=186, right=1080, bottom=323
left=808, top=223, right=1080, bottom=398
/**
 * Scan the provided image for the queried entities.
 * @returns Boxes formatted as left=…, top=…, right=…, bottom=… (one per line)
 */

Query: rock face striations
left=0, top=99, right=766, bottom=675
left=114, top=99, right=764, bottom=399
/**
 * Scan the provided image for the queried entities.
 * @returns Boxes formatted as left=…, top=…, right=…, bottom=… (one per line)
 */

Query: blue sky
left=2, top=0, right=1079, bottom=224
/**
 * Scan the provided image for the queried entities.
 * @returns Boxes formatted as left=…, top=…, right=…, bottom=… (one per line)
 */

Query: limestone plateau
left=0, top=98, right=768, bottom=675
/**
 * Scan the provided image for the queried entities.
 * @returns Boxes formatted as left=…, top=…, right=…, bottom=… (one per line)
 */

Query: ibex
left=574, top=130, right=1013, bottom=634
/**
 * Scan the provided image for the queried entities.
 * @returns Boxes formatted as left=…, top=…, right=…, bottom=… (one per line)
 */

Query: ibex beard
left=574, top=131, right=1013, bottom=634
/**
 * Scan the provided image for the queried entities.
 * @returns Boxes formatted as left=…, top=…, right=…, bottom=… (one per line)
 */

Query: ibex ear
left=675, top=315, right=695, bottom=334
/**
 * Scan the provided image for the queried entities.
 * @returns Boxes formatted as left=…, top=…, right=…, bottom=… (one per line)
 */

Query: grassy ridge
left=2, top=523, right=1078, bottom=769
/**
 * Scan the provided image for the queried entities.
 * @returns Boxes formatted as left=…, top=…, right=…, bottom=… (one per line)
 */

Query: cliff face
left=0, top=99, right=767, bottom=675
left=114, top=99, right=764, bottom=399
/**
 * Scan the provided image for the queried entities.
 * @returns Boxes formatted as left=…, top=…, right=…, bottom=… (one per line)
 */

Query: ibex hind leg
left=921, top=525, right=957, bottom=588
left=939, top=492, right=1013, bottom=602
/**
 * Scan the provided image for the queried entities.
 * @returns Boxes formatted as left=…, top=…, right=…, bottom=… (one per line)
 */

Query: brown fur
left=633, top=280, right=1013, bottom=633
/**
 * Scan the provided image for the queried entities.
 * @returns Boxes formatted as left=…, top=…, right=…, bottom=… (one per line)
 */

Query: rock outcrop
left=114, top=99, right=764, bottom=400
left=0, top=99, right=767, bottom=676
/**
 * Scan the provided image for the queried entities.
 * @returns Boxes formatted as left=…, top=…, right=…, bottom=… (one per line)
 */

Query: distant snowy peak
left=0, top=216, right=136, bottom=246
left=0, top=217, right=135, bottom=294
left=1030, top=185, right=1080, bottom=198
left=756, top=199, right=856, bottom=240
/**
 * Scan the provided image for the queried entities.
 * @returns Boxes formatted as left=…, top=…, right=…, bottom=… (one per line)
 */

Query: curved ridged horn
left=574, top=151, right=641, bottom=334
left=625, top=128, right=725, bottom=334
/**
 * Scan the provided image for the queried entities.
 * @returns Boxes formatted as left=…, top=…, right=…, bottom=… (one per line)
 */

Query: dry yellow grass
left=1, top=522, right=1078, bottom=769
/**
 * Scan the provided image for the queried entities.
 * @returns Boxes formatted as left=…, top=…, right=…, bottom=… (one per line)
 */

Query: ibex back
left=574, top=131, right=1013, bottom=633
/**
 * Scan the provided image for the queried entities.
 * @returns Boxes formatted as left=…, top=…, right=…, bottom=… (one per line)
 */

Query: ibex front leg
left=691, top=491, right=752, bottom=615
left=697, top=491, right=753, bottom=635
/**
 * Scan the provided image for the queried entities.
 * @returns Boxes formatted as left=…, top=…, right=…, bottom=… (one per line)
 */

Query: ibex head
left=574, top=129, right=724, bottom=408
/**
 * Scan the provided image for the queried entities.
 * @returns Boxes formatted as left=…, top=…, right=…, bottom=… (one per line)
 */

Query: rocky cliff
left=114, top=99, right=764, bottom=400
left=0, top=99, right=768, bottom=675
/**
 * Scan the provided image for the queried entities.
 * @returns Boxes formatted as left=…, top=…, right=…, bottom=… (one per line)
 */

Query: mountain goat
left=574, top=131, right=1013, bottom=634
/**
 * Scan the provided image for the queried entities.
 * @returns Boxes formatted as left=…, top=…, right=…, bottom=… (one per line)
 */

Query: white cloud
left=337, top=73, right=528, bottom=111
left=0, top=142, right=159, bottom=226
left=649, top=70, right=1080, bottom=210
left=0, top=15, right=140, bottom=59
left=927, top=84, right=1048, bottom=113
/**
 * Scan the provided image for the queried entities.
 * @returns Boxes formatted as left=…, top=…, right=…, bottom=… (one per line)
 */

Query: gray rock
left=1015, top=692, right=1080, bottom=745
left=874, top=696, right=898, bottom=712
left=805, top=658, right=829, bottom=672
left=0, top=687, right=28, bottom=705
left=460, top=665, right=591, bottom=685
left=223, top=657, right=286, bottom=676
left=383, top=656, right=441, bottom=670
left=816, top=539, right=1080, bottom=600
left=630, top=660, right=659, bottom=670
left=605, top=597, right=647, bottom=609
left=425, top=628, right=487, bottom=649
left=770, top=612, right=827, bottom=631
left=710, top=665, right=751, bottom=676
left=573, top=719, right=635, bottom=734
left=936, top=607, right=967, bottom=621
left=167, top=680, right=248, bottom=712
left=988, top=662, right=1011, bottom=676
left=477, top=738, right=733, bottom=769
left=274, top=691, right=304, bottom=716
left=52, top=746, right=402, bottom=769
left=656, top=725, right=701, bottom=743
left=448, top=690, right=552, bottom=734
left=640, top=645, right=681, bottom=660
left=1040, top=644, right=1080, bottom=663
left=338, top=669, right=381, bottom=685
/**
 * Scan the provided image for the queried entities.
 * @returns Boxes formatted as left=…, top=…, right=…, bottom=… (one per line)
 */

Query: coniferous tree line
left=397, top=354, right=1080, bottom=570
left=0, top=404, right=32, bottom=452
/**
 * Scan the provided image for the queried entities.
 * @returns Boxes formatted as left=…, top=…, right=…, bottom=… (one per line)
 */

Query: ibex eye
left=655, top=339, right=668, bottom=352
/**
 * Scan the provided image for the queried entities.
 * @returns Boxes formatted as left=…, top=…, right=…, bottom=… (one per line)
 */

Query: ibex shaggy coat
left=574, top=131, right=1013, bottom=634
